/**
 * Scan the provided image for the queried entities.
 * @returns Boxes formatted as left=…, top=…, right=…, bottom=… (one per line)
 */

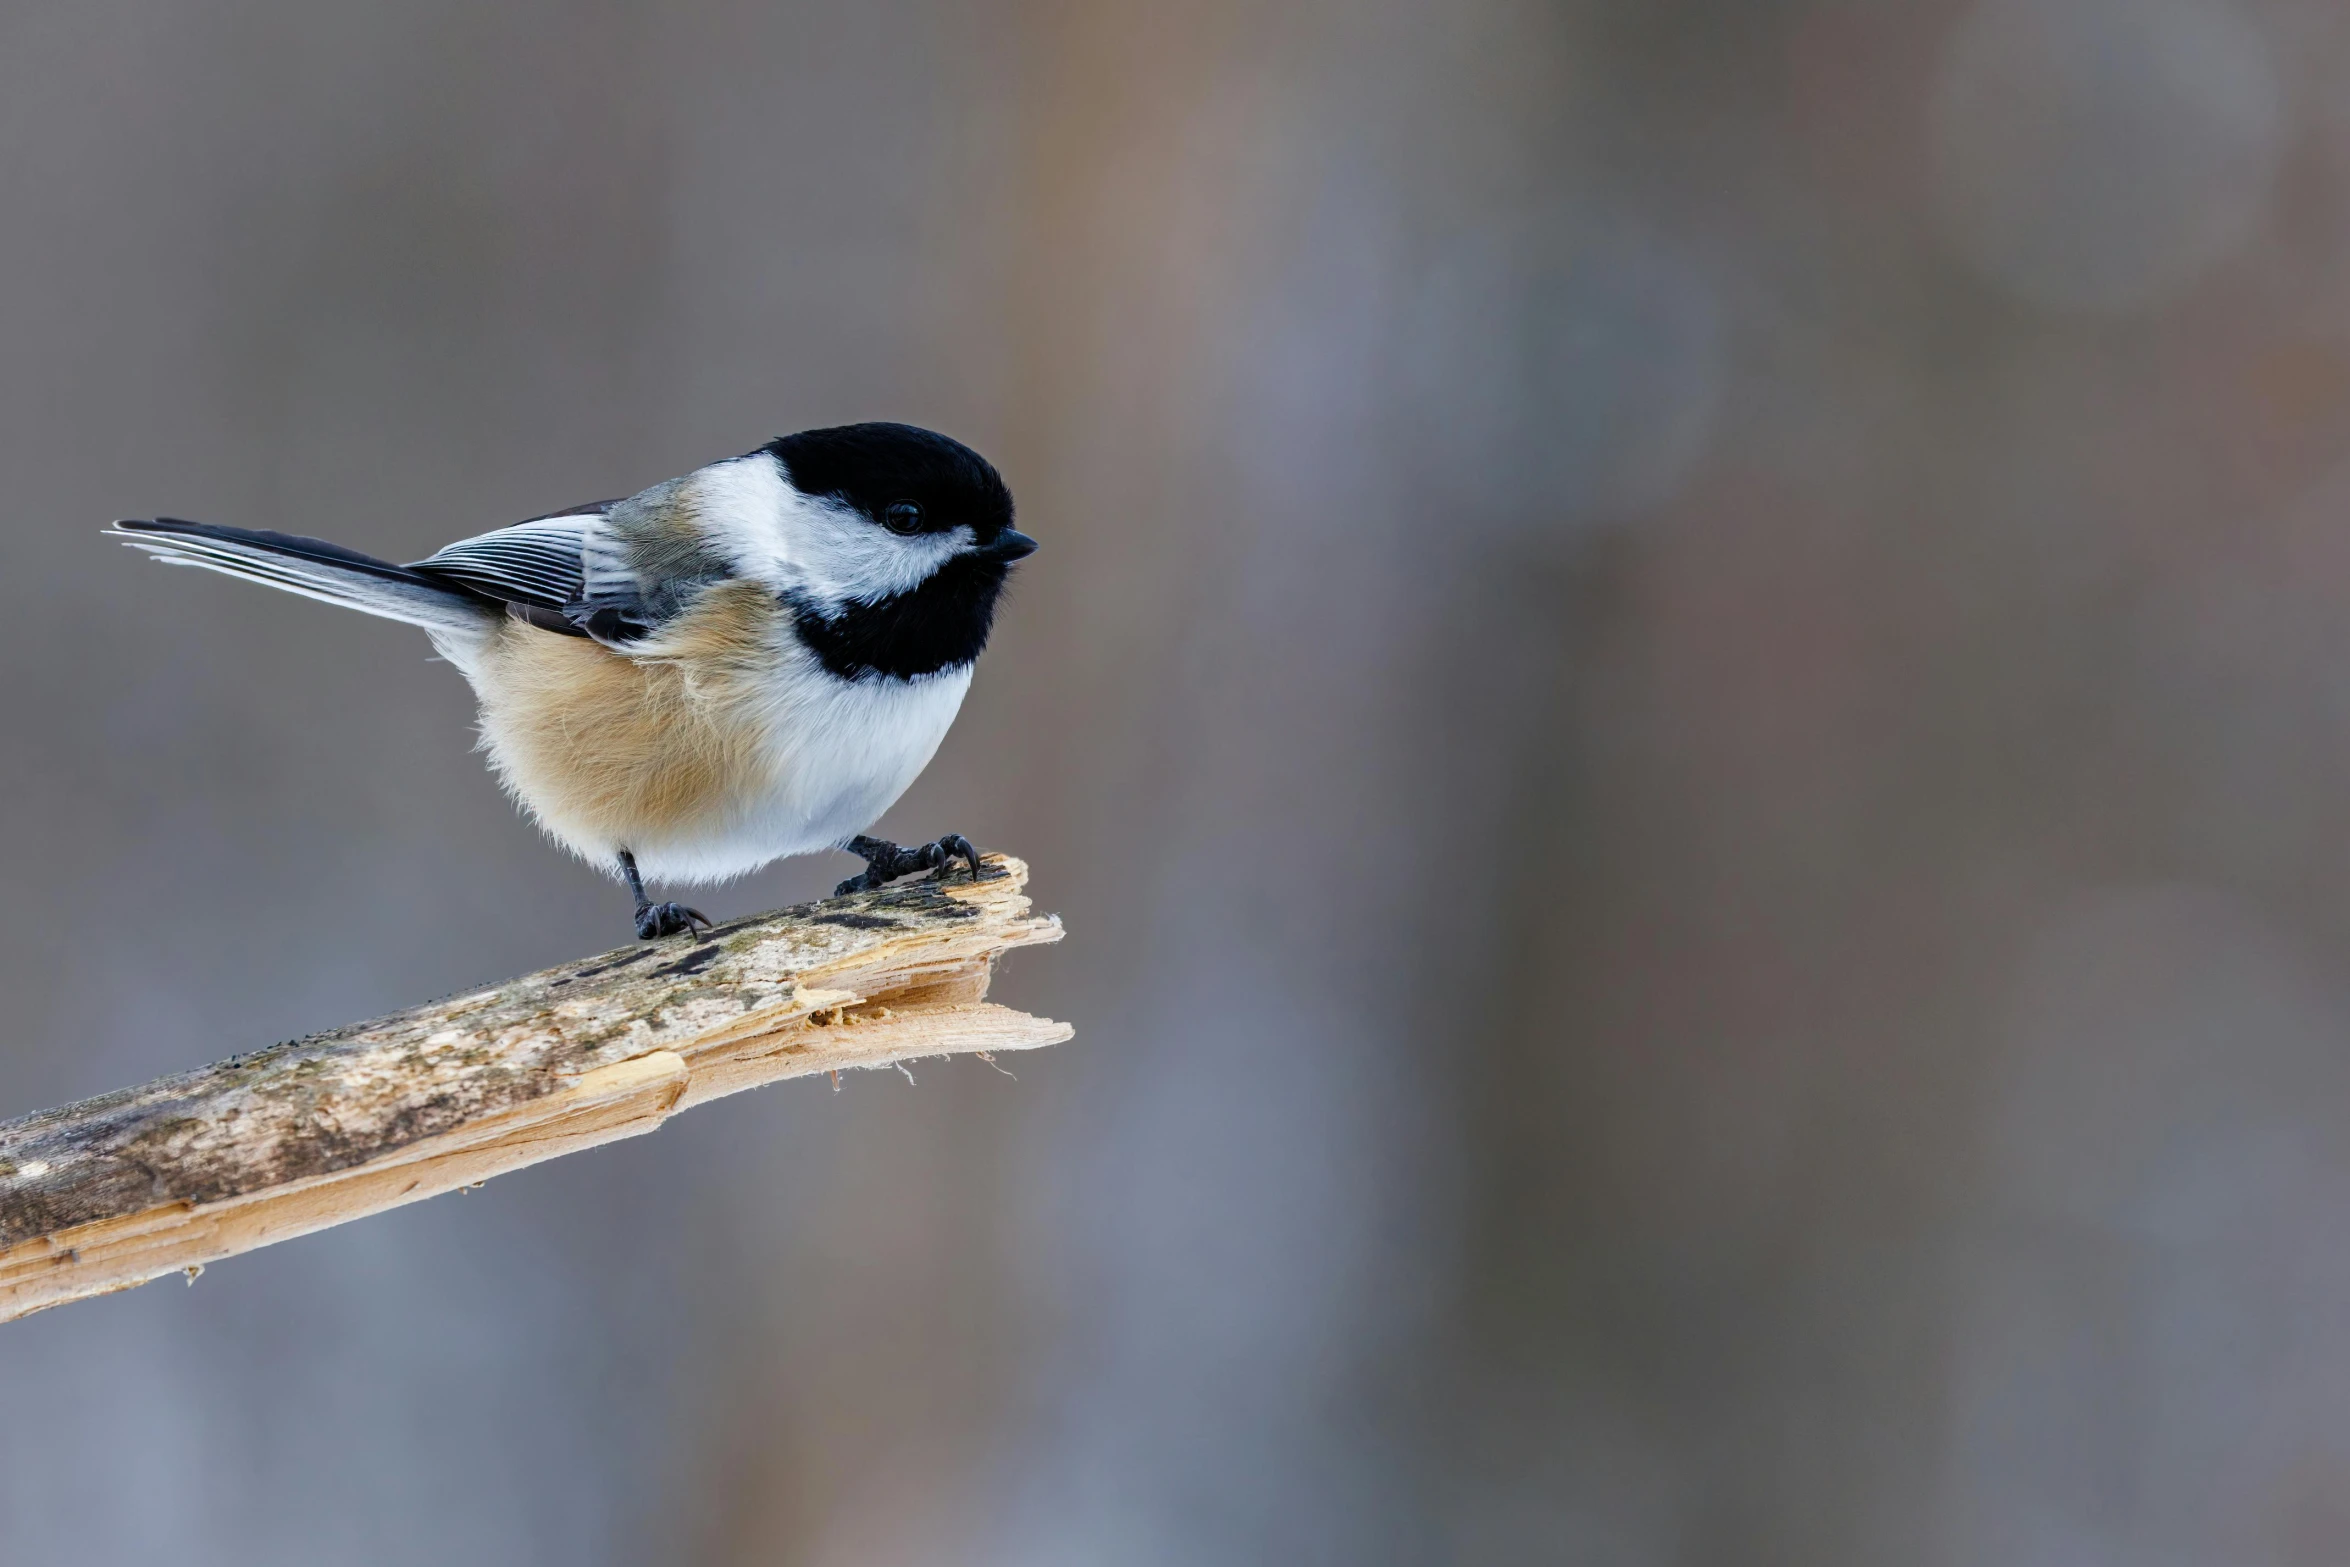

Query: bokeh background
left=3, top=0, right=2350, bottom=1560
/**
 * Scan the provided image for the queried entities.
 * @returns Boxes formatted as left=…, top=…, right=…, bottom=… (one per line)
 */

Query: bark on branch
left=0, top=853, right=1065, bottom=1323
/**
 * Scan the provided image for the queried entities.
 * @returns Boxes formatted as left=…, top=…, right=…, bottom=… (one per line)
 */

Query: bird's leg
left=833, top=833, right=992, bottom=896
left=618, top=849, right=711, bottom=940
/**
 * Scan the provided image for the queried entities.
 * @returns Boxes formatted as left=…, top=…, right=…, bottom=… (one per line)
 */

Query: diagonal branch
left=0, top=853, right=1066, bottom=1323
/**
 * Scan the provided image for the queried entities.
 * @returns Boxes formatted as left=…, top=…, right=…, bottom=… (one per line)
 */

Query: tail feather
left=109, top=518, right=497, bottom=635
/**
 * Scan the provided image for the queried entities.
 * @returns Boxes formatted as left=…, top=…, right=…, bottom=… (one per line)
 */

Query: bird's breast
left=466, top=581, right=973, bottom=880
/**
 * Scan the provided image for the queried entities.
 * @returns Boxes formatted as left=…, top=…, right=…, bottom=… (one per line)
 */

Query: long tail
left=108, top=518, right=497, bottom=635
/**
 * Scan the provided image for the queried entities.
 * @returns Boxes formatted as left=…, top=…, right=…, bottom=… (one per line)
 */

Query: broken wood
left=0, top=853, right=1065, bottom=1323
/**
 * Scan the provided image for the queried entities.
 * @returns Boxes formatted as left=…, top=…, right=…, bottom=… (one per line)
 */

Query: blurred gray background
left=3, top=0, right=2349, bottom=1561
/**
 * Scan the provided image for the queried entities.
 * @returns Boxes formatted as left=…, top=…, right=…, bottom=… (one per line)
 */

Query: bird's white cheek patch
left=693, top=452, right=978, bottom=608
left=778, top=503, right=971, bottom=608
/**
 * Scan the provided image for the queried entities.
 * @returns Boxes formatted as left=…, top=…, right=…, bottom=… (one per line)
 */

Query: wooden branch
left=0, top=854, right=1065, bottom=1324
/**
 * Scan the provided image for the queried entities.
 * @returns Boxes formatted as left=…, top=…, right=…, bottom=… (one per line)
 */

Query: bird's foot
left=834, top=833, right=993, bottom=896
left=634, top=901, right=712, bottom=940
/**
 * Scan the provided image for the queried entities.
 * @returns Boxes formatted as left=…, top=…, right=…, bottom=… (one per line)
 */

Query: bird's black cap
left=762, top=423, right=1016, bottom=543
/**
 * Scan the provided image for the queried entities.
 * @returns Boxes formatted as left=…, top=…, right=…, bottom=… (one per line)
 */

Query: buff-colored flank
left=472, top=580, right=783, bottom=857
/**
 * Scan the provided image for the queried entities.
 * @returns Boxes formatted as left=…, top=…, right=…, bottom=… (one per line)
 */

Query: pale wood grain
left=0, top=854, right=1065, bottom=1323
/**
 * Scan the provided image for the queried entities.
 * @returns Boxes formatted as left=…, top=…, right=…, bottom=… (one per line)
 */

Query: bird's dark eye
left=883, top=501, right=924, bottom=536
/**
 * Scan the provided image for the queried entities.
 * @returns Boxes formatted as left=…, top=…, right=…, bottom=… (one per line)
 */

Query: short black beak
left=984, top=528, right=1039, bottom=562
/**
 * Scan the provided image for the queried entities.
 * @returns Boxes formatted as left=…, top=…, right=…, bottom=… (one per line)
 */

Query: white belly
left=626, top=652, right=973, bottom=883
left=467, top=597, right=975, bottom=886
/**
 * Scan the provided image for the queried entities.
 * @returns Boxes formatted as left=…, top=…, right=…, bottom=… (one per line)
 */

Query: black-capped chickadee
left=110, top=423, right=1037, bottom=939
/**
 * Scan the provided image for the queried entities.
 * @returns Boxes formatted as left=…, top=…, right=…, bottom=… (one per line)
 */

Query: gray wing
left=409, top=503, right=666, bottom=643
left=410, top=508, right=600, bottom=611
left=414, top=483, right=749, bottom=646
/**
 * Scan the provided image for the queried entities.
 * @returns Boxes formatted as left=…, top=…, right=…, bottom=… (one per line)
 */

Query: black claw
left=635, top=901, right=711, bottom=941
left=931, top=833, right=985, bottom=882
left=835, top=833, right=994, bottom=896
left=618, top=849, right=710, bottom=941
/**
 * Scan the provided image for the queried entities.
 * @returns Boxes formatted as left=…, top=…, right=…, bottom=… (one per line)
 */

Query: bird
left=108, top=422, right=1036, bottom=940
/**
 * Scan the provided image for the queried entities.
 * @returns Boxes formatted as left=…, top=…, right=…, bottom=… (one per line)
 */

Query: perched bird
left=110, top=423, right=1035, bottom=939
